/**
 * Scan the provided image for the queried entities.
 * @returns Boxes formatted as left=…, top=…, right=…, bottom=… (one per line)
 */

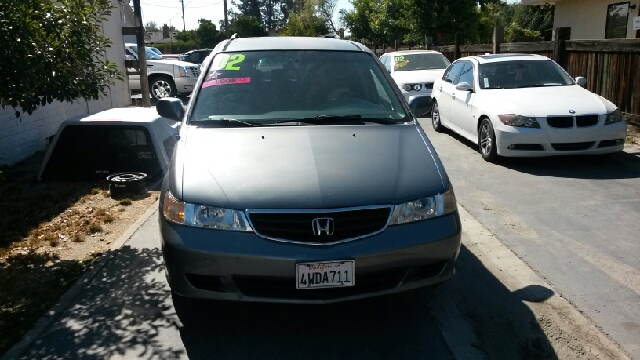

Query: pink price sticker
left=202, top=77, right=251, bottom=88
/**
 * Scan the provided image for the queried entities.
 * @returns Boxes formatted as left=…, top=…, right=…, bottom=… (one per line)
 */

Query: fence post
left=426, top=36, right=433, bottom=50
left=454, top=32, right=462, bottom=60
left=493, top=26, right=504, bottom=54
left=394, top=40, right=398, bottom=51
left=553, top=27, right=571, bottom=68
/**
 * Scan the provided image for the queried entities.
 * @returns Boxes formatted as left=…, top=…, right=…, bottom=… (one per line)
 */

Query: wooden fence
left=373, top=27, right=640, bottom=116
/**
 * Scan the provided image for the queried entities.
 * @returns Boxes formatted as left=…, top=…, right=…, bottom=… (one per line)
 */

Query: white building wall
left=527, top=0, right=640, bottom=39
left=0, top=0, right=130, bottom=166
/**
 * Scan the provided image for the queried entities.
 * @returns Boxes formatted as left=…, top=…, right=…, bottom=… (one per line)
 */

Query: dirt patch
left=625, top=113, right=639, bottom=145
left=0, top=153, right=159, bottom=356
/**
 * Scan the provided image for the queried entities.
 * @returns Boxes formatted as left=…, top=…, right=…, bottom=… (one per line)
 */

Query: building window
left=605, top=2, right=630, bottom=38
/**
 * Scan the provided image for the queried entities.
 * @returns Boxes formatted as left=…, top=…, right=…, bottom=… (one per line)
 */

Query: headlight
left=178, top=66, right=190, bottom=77
left=162, top=191, right=252, bottom=231
left=389, top=186, right=457, bottom=225
left=498, top=114, right=540, bottom=128
left=605, top=109, right=624, bottom=125
left=402, top=83, right=422, bottom=92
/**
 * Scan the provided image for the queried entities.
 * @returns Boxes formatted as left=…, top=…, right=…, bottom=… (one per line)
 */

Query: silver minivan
left=156, top=37, right=461, bottom=316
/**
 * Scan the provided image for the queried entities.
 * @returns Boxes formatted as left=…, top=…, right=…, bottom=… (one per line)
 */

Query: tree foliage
left=230, top=16, right=269, bottom=37
left=0, top=0, right=123, bottom=118
left=145, top=21, right=160, bottom=32
left=281, top=0, right=330, bottom=36
left=342, top=0, right=554, bottom=46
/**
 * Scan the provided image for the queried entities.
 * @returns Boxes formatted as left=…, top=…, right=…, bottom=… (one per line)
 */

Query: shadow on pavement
left=15, top=243, right=560, bottom=359
left=437, top=127, right=640, bottom=180
left=430, top=245, right=558, bottom=360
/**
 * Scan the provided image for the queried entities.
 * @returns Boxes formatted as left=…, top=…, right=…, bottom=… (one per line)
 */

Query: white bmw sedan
left=430, top=54, right=627, bottom=161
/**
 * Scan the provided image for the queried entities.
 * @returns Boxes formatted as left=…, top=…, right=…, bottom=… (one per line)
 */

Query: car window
left=456, top=62, right=474, bottom=86
left=125, top=48, right=136, bottom=58
left=478, top=60, right=575, bottom=89
left=190, top=50, right=408, bottom=123
left=394, top=53, right=450, bottom=71
left=443, top=61, right=465, bottom=83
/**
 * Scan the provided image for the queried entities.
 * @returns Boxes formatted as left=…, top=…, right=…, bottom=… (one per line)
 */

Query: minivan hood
left=482, top=85, right=615, bottom=117
left=392, top=69, right=446, bottom=85
left=177, top=125, right=446, bottom=209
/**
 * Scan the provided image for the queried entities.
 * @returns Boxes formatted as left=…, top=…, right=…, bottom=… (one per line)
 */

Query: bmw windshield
left=189, top=51, right=409, bottom=125
left=478, top=60, right=575, bottom=89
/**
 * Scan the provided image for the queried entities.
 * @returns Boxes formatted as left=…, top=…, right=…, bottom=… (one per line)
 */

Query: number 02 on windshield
left=296, top=260, right=355, bottom=289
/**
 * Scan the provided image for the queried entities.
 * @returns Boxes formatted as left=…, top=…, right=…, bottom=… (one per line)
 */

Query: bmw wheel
left=479, top=118, right=498, bottom=162
left=149, top=76, right=177, bottom=101
left=431, top=102, right=444, bottom=132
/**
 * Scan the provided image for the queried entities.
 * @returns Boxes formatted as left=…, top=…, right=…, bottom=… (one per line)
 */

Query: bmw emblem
left=569, top=110, right=576, bottom=114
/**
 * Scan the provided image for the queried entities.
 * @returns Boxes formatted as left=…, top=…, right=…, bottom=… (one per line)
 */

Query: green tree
left=281, top=0, right=329, bottom=37
left=175, top=29, right=197, bottom=43
left=230, top=15, right=269, bottom=37
left=196, top=19, right=225, bottom=47
left=0, top=0, right=122, bottom=118
left=145, top=21, right=160, bottom=32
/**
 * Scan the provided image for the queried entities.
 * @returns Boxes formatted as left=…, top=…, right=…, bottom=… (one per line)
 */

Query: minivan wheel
left=479, top=118, right=498, bottom=162
left=431, top=102, right=444, bottom=132
left=150, top=76, right=177, bottom=101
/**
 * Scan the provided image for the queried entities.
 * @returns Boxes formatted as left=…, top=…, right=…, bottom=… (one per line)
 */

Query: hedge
left=151, top=41, right=197, bottom=54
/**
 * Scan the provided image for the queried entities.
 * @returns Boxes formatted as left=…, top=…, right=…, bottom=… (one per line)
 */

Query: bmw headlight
left=178, top=66, right=190, bottom=77
left=605, top=109, right=624, bottom=125
left=162, top=191, right=252, bottom=231
left=402, top=83, right=422, bottom=92
left=389, top=186, right=457, bottom=225
left=498, top=115, right=540, bottom=128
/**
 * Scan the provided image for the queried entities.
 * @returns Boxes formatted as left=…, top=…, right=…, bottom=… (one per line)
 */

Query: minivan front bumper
left=160, top=212, right=461, bottom=304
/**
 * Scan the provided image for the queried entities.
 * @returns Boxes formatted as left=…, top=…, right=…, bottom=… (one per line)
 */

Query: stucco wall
left=553, top=0, right=639, bottom=39
left=0, top=0, right=130, bottom=166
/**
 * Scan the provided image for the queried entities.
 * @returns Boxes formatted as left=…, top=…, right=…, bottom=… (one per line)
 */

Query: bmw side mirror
left=156, top=98, right=184, bottom=122
left=575, top=77, right=587, bottom=88
left=455, top=82, right=473, bottom=92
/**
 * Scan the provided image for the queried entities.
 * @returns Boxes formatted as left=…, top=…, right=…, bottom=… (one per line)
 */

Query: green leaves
left=0, top=0, right=123, bottom=118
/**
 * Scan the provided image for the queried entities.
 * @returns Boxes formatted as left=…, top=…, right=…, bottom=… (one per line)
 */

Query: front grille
left=185, top=274, right=226, bottom=292
left=248, top=207, right=392, bottom=244
left=508, top=144, right=544, bottom=151
left=232, top=268, right=407, bottom=300
left=551, top=142, right=595, bottom=151
left=190, top=67, right=200, bottom=77
left=547, top=116, right=573, bottom=128
left=423, top=83, right=434, bottom=90
left=576, top=115, right=599, bottom=127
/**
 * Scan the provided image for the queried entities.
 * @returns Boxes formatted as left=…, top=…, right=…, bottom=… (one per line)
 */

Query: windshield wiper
left=193, top=118, right=264, bottom=127
left=274, top=115, right=400, bottom=125
left=513, top=84, right=563, bottom=89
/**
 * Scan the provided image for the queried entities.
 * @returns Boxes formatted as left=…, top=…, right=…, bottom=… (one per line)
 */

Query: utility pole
left=223, top=0, right=229, bottom=37
left=180, top=0, right=186, bottom=31
left=132, top=0, right=151, bottom=107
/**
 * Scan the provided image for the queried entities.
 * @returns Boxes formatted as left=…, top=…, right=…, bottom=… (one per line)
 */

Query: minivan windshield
left=478, top=60, right=575, bottom=89
left=394, top=53, right=450, bottom=71
left=189, top=51, right=408, bottom=124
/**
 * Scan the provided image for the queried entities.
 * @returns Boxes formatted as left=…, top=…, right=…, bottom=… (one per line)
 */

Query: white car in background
left=430, top=54, right=627, bottom=161
left=125, top=43, right=201, bottom=101
left=380, top=50, right=451, bottom=116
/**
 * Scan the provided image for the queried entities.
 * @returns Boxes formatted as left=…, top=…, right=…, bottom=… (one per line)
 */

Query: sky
left=140, top=0, right=520, bottom=32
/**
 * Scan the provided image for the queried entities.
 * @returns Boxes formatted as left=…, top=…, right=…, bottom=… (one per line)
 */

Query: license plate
left=296, top=260, right=355, bottom=289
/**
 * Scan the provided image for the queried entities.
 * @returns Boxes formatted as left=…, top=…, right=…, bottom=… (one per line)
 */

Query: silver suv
left=125, top=43, right=201, bottom=101
left=155, top=37, right=461, bottom=320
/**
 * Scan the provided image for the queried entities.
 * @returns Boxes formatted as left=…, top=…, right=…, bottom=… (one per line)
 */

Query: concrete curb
left=1, top=201, right=159, bottom=360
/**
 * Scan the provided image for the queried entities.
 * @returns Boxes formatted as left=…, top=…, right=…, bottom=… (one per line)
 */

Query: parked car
left=148, top=46, right=163, bottom=56
left=39, top=107, right=179, bottom=182
left=156, top=37, right=461, bottom=314
left=125, top=43, right=201, bottom=101
left=179, top=49, right=213, bottom=65
left=431, top=54, right=627, bottom=161
left=380, top=50, right=451, bottom=117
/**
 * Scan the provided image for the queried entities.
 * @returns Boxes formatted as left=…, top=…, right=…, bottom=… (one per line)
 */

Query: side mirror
left=156, top=98, right=184, bottom=122
left=455, top=82, right=473, bottom=92
left=575, top=77, right=587, bottom=87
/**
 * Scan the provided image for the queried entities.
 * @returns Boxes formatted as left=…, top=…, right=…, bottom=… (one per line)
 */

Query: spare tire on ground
left=107, top=172, right=147, bottom=198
